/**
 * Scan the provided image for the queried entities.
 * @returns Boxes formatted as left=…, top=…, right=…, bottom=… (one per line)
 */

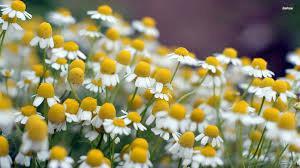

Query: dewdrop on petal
left=63, top=98, right=79, bottom=123
left=30, top=22, right=54, bottom=49
left=68, top=67, right=84, bottom=85
left=100, top=58, right=119, bottom=87
left=49, top=146, right=74, bottom=168
left=0, top=136, right=12, bottom=168
left=78, top=97, right=98, bottom=122
left=196, top=125, right=223, bottom=147
left=91, top=102, right=116, bottom=128
left=33, top=83, right=59, bottom=107
left=48, top=104, right=67, bottom=134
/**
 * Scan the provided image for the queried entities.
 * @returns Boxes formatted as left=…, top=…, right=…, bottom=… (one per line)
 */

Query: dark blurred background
left=27, top=0, right=300, bottom=76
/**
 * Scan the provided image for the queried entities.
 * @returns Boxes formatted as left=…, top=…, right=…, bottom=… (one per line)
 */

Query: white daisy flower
left=121, top=147, right=153, bottom=168
left=17, top=70, right=39, bottom=90
left=45, top=57, right=68, bottom=75
left=77, top=97, right=99, bottom=124
left=168, top=47, right=200, bottom=66
left=0, top=136, right=12, bottom=168
left=52, top=41, right=86, bottom=60
left=47, top=104, right=67, bottom=134
left=98, top=58, right=120, bottom=87
left=83, top=78, right=105, bottom=94
left=151, top=127, right=180, bottom=141
left=48, top=146, right=74, bottom=168
left=91, top=103, right=116, bottom=129
left=79, top=24, right=102, bottom=38
left=0, top=96, right=15, bottom=135
left=120, top=110, right=147, bottom=131
left=32, top=83, right=60, bottom=107
left=87, top=5, right=117, bottom=24
left=180, top=108, right=206, bottom=133
left=192, top=145, right=223, bottom=168
left=63, top=99, right=80, bottom=123
left=215, top=48, right=241, bottom=66
left=14, top=105, right=44, bottom=125
left=103, top=118, right=131, bottom=139
left=125, top=38, right=151, bottom=58
left=125, top=61, right=154, bottom=89
left=195, top=125, right=223, bottom=147
left=262, top=107, right=280, bottom=130
left=79, top=149, right=109, bottom=168
left=30, top=22, right=54, bottom=49
left=263, top=79, right=296, bottom=103
left=243, top=58, right=274, bottom=78
left=145, top=99, right=169, bottom=126
left=0, top=14, right=22, bottom=31
left=150, top=68, right=173, bottom=101
left=199, top=56, right=223, bottom=74
left=1, top=68, right=14, bottom=78
left=47, top=8, right=75, bottom=27
left=132, top=16, right=159, bottom=38
left=0, top=0, right=32, bottom=20
left=96, top=27, right=121, bottom=53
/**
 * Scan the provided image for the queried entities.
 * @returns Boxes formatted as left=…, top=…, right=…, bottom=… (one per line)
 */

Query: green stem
left=241, top=78, right=254, bottom=99
left=251, top=127, right=266, bottom=159
left=0, top=30, right=7, bottom=57
left=127, top=87, right=138, bottom=111
left=177, top=158, right=182, bottom=168
left=257, top=97, right=266, bottom=115
left=170, top=62, right=180, bottom=84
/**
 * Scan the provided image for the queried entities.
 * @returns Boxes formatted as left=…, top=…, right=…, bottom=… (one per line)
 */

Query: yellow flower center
left=99, top=103, right=116, bottom=120
left=223, top=48, right=237, bottom=58
left=205, top=56, right=221, bottom=67
left=207, top=96, right=220, bottom=108
left=179, top=132, right=195, bottom=148
left=152, top=99, right=169, bottom=114
left=57, top=8, right=71, bottom=16
left=251, top=58, right=267, bottom=70
left=128, top=94, right=143, bottom=110
left=11, top=0, right=26, bottom=12
left=272, top=80, right=287, bottom=93
left=32, top=64, right=45, bottom=77
left=142, top=16, right=156, bottom=27
left=80, top=97, right=97, bottom=112
left=278, top=112, right=296, bottom=130
left=68, top=68, right=84, bottom=85
left=0, top=136, right=9, bottom=156
left=131, top=39, right=144, bottom=51
left=130, top=147, right=147, bottom=163
left=2, top=14, right=17, bottom=23
left=22, top=31, right=34, bottom=45
left=113, top=118, right=126, bottom=127
left=263, top=107, right=279, bottom=122
left=193, top=98, right=204, bottom=108
left=21, top=105, right=36, bottom=116
left=127, top=112, right=142, bottom=123
left=105, top=28, right=119, bottom=41
left=53, top=35, right=64, bottom=48
left=197, top=68, right=208, bottom=78
left=223, top=89, right=239, bottom=103
left=48, top=104, right=66, bottom=123
left=97, top=5, right=112, bottom=15
left=37, top=83, right=54, bottom=98
left=190, top=108, right=205, bottom=123
left=86, top=25, right=98, bottom=32
left=64, top=41, right=79, bottom=51
left=249, top=130, right=262, bottom=142
left=116, top=50, right=131, bottom=65
left=289, top=144, right=300, bottom=153
left=131, top=138, right=148, bottom=150
left=156, top=46, right=169, bottom=56
left=26, top=116, right=48, bottom=141
left=91, top=51, right=107, bottom=62
left=91, top=79, right=102, bottom=87
left=38, top=22, right=53, bottom=39
left=200, top=146, right=216, bottom=157
left=56, top=58, right=67, bottom=65
left=169, top=103, right=186, bottom=120
left=134, top=61, right=151, bottom=77
left=174, top=47, right=189, bottom=56
left=204, top=125, right=219, bottom=137
left=0, top=96, right=12, bottom=110
left=70, top=59, right=85, bottom=71
left=154, top=68, right=171, bottom=84
left=241, top=57, right=251, bottom=66
left=232, top=100, right=249, bottom=114
left=50, top=146, right=67, bottom=161
left=101, top=58, right=116, bottom=74
left=63, top=99, right=79, bottom=115
left=86, top=149, right=104, bottom=167
left=260, top=77, right=274, bottom=88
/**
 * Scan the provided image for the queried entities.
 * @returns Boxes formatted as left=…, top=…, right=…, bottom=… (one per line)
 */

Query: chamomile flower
left=52, top=41, right=86, bottom=60
left=87, top=5, right=117, bottom=23
left=168, top=47, right=200, bottom=66
left=180, top=108, right=206, bottom=133
left=115, top=49, right=131, bottom=74
left=125, top=61, right=153, bottom=89
left=121, top=147, right=152, bottom=168
left=195, top=125, right=223, bottom=147
left=48, top=104, right=67, bottom=134
left=1, top=68, right=13, bottom=78
left=30, top=22, right=54, bottom=49
left=79, top=149, right=108, bottom=168
left=14, top=105, right=43, bottom=125
left=79, top=24, right=102, bottom=38
left=265, top=79, right=296, bottom=103
left=222, top=100, right=264, bottom=126
left=17, top=70, right=38, bottom=89
left=262, top=107, right=280, bottom=129
left=200, top=56, right=223, bottom=74
left=78, top=97, right=99, bottom=123
left=145, top=99, right=169, bottom=126
left=287, top=48, right=300, bottom=65
left=48, top=146, right=74, bottom=168
left=97, top=28, right=121, bottom=53
left=20, top=116, right=49, bottom=155
left=45, top=57, right=68, bottom=75
left=215, top=48, right=241, bottom=66
left=91, top=103, right=116, bottom=128
left=0, top=95, right=15, bottom=135
left=0, top=136, right=12, bottom=168
left=103, top=118, right=131, bottom=138
left=125, top=38, right=150, bottom=58
left=48, top=8, right=75, bottom=26
left=0, top=0, right=32, bottom=20
left=132, top=16, right=159, bottom=38
left=0, top=14, right=22, bottom=31
left=99, top=58, right=119, bottom=87
left=120, top=110, right=147, bottom=131
left=33, top=83, right=60, bottom=107
left=243, top=58, right=274, bottom=78
left=150, top=68, right=172, bottom=100
left=192, top=145, right=223, bottom=168
left=83, top=78, right=105, bottom=94
left=68, top=67, right=85, bottom=85
left=63, top=99, right=79, bottom=123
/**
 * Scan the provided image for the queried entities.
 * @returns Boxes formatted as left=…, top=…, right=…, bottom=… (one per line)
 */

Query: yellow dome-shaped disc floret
left=241, top=57, right=251, bottom=66
left=197, top=68, right=208, bottom=78
left=105, top=28, right=119, bottom=41
left=249, top=130, right=262, bottom=142
left=134, top=61, right=151, bottom=77
left=91, top=51, right=107, bottom=62
left=21, top=105, right=36, bottom=116
left=68, top=68, right=84, bottom=85
left=200, top=145, right=217, bottom=157
left=131, top=39, right=144, bottom=51
left=48, top=104, right=66, bottom=123
left=142, top=16, right=156, bottom=27
left=207, top=96, right=220, bottom=108
left=50, top=146, right=67, bottom=161
left=272, top=80, right=288, bottom=93
left=128, top=94, right=143, bottom=110
left=263, top=107, right=280, bottom=122
left=154, top=68, right=171, bottom=84
left=232, top=100, right=249, bottom=114
left=63, top=99, right=79, bottom=115
left=260, top=77, right=274, bottom=88
left=55, top=58, right=67, bottom=65
left=26, top=116, right=48, bottom=141
left=86, top=149, right=104, bottom=167
left=37, top=83, right=55, bottom=98
left=223, top=89, right=239, bottom=103
left=69, top=59, right=85, bottom=71
left=130, top=147, right=148, bottom=163
left=32, top=64, right=45, bottom=77
left=64, top=41, right=79, bottom=52
left=101, top=58, right=116, bottom=74
left=251, top=58, right=267, bottom=70
left=57, top=8, right=71, bottom=16
left=205, top=56, right=221, bottom=67
left=86, top=24, right=98, bottom=32
left=152, top=99, right=169, bottom=114
left=91, top=79, right=102, bottom=87
left=99, top=103, right=116, bottom=119
left=113, top=118, right=126, bottom=127
left=174, top=47, right=189, bottom=56
left=204, top=125, right=219, bottom=138
left=223, top=48, right=237, bottom=58
left=179, top=132, right=195, bottom=148
left=22, top=31, right=34, bottom=45
left=38, top=22, right=52, bottom=39
left=127, top=112, right=142, bottom=123
left=169, top=103, right=186, bottom=120
left=80, top=97, right=97, bottom=112
left=11, top=0, right=26, bottom=12
left=131, top=138, right=149, bottom=150
left=116, top=50, right=131, bottom=65
left=0, top=96, right=12, bottom=110
left=53, top=35, right=64, bottom=48
left=0, top=136, right=9, bottom=156
left=289, top=144, right=300, bottom=153
left=278, top=112, right=296, bottom=130
left=190, top=108, right=205, bottom=123
left=97, top=5, right=112, bottom=15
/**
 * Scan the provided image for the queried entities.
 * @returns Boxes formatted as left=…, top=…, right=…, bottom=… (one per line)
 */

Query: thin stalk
left=170, top=62, right=180, bottom=84
left=127, top=87, right=138, bottom=111
left=241, top=78, right=254, bottom=99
